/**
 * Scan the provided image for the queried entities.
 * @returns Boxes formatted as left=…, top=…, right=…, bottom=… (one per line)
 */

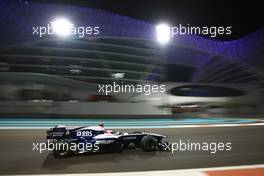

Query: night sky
left=30, top=0, right=264, bottom=40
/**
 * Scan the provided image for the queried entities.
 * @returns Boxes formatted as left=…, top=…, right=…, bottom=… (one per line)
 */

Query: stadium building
left=0, top=1, right=263, bottom=115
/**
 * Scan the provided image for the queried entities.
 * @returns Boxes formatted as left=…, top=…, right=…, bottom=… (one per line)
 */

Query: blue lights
left=0, top=1, right=263, bottom=60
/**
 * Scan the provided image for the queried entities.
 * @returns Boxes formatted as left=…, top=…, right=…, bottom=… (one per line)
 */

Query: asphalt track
left=0, top=125, right=264, bottom=175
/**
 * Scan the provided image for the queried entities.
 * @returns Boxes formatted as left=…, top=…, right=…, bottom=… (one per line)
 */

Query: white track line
left=9, top=164, right=264, bottom=176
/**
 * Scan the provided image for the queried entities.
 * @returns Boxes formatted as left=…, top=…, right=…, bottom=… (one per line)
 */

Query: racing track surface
left=0, top=125, right=264, bottom=175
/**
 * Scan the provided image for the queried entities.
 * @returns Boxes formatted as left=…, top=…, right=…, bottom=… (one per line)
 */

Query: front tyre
left=141, top=135, right=158, bottom=152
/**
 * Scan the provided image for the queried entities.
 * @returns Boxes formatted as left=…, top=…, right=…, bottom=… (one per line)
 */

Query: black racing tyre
left=141, top=135, right=158, bottom=152
left=53, top=139, right=72, bottom=158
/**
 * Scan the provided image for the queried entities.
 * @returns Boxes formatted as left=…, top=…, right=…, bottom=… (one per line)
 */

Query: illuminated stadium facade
left=0, top=1, right=263, bottom=108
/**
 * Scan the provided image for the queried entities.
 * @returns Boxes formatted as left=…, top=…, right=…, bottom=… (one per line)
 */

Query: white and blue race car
left=46, top=123, right=167, bottom=158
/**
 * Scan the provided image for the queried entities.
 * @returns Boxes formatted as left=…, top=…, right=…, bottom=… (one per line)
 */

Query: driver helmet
left=98, top=123, right=104, bottom=128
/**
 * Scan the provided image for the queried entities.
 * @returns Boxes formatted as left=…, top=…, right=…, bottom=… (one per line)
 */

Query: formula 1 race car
left=46, top=123, right=168, bottom=158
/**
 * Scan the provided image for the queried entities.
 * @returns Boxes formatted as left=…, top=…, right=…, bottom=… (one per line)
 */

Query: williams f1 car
left=46, top=124, right=168, bottom=158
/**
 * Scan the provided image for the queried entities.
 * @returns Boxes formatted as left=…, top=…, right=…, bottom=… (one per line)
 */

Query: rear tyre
left=141, top=135, right=158, bottom=152
left=53, top=139, right=72, bottom=158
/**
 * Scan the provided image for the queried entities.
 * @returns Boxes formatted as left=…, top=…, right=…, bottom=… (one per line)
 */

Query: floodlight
left=50, top=18, right=73, bottom=37
left=156, top=23, right=171, bottom=44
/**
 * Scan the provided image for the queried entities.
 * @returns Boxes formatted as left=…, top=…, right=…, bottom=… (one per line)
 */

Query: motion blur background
left=0, top=0, right=263, bottom=116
